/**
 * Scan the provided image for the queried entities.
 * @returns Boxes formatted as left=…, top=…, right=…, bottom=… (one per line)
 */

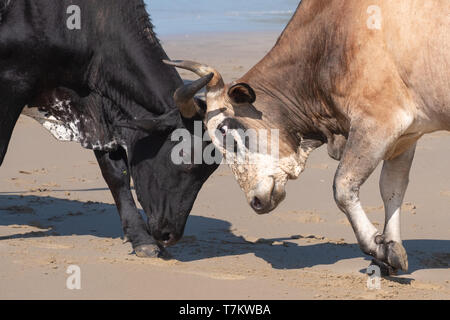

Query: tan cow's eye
left=219, top=125, right=228, bottom=136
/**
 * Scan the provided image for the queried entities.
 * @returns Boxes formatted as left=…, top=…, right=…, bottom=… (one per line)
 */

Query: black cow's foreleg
left=94, top=147, right=166, bottom=258
left=0, top=103, right=25, bottom=166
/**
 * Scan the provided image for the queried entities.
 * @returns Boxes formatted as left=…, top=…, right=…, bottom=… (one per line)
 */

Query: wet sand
left=0, top=32, right=449, bottom=299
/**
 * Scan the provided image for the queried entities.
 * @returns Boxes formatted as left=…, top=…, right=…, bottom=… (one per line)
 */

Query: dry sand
left=0, top=32, right=448, bottom=300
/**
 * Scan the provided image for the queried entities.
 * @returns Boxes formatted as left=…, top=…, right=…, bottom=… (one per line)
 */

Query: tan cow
left=165, top=0, right=450, bottom=273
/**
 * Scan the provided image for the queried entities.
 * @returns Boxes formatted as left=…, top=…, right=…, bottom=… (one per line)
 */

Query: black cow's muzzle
left=152, top=228, right=181, bottom=247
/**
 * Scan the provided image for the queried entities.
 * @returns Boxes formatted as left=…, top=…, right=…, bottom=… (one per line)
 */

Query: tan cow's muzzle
left=246, top=176, right=286, bottom=214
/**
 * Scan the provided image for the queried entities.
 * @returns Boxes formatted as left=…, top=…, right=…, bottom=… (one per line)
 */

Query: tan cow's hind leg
left=380, top=143, right=416, bottom=243
left=371, top=143, right=417, bottom=274
left=333, top=124, right=410, bottom=272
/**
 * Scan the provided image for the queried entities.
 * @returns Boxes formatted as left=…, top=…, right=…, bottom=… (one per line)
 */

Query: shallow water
left=145, top=0, right=300, bottom=35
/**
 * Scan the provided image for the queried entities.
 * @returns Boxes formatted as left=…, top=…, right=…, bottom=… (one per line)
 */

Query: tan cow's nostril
left=250, top=196, right=263, bottom=211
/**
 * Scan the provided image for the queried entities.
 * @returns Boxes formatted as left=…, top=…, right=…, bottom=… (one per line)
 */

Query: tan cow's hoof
left=385, top=241, right=408, bottom=272
left=371, top=259, right=397, bottom=276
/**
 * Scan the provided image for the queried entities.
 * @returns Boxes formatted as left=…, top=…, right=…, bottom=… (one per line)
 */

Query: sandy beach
left=0, top=31, right=449, bottom=300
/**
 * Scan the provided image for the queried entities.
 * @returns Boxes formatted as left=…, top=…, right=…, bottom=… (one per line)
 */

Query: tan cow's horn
left=163, top=60, right=225, bottom=91
left=173, top=72, right=214, bottom=118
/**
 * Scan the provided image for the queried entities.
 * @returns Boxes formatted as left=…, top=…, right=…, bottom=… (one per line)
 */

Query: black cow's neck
left=239, top=0, right=350, bottom=144
left=18, top=0, right=182, bottom=119
left=81, top=1, right=183, bottom=119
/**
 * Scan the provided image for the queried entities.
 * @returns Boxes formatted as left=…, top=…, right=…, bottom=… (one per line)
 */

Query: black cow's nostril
left=161, top=232, right=172, bottom=242
left=251, top=196, right=263, bottom=211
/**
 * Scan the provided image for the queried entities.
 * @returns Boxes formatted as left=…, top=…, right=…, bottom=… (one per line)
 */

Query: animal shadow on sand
left=0, top=195, right=448, bottom=274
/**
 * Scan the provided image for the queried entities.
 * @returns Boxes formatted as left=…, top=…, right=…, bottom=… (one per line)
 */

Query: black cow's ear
left=118, top=119, right=172, bottom=133
left=194, top=97, right=207, bottom=113
left=228, top=83, right=256, bottom=104
left=117, top=110, right=179, bottom=133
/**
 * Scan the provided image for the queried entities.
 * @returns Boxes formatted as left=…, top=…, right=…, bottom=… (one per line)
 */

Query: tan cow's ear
left=228, top=83, right=256, bottom=104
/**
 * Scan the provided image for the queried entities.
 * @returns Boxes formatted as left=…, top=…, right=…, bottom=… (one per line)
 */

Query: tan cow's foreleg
left=333, top=125, right=409, bottom=272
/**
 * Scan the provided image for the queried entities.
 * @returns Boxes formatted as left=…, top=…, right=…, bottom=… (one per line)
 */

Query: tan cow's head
left=165, top=60, right=320, bottom=214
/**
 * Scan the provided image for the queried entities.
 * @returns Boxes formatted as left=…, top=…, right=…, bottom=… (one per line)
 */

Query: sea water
left=145, top=0, right=300, bottom=36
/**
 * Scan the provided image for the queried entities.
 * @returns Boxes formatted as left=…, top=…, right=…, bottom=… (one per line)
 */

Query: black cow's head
left=17, top=0, right=221, bottom=247
left=122, top=83, right=219, bottom=246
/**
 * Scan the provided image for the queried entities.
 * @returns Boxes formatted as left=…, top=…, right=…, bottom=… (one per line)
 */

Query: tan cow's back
left=351, top=0, right=450, bottom=130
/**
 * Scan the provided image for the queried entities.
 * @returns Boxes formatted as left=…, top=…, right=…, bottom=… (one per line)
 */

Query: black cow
left=0, top=0, right=218, bottom=257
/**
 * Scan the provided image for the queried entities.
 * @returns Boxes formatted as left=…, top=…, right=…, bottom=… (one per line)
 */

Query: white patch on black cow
left=22, top=98, right=119, bottom=152
left=22, top=101, right=81, bottom=142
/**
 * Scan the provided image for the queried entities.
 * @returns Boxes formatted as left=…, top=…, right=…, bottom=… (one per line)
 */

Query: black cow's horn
left=173, top=72, right=213, bottom=119
left=163, top=60, right=225, bottom=91
left=164, top=59, right=225, bottom=118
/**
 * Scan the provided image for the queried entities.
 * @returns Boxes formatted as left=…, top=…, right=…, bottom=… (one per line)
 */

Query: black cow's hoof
left=122, top=236, right=131, bottom=244
left=134, top=244, right=171, bottom=259
left=135, top=244, right=161, bottom=258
